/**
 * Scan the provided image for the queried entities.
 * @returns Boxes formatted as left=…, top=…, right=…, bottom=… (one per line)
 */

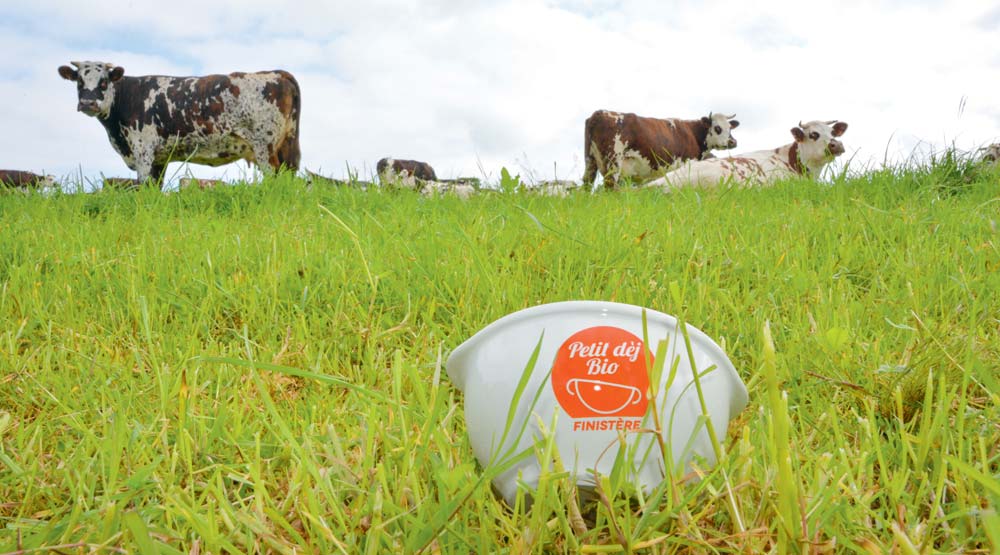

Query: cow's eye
left=714, top=126, right=722, bottom=134
left=99, top=80, right=108, bottom=90
left=809, top=132, right=820, bottom=140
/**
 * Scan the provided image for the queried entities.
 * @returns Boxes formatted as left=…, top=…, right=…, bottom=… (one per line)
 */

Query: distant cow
left=528, top=180, right=580, bottom=197
left=179, top=177, right=226, bottom=190
left=583, top=110, right=739, bottom=188
left=981, top=143, right=1000, bottom=165
left=419, top=180, right=477, bottom=199
left=377, top=158, right=437, bottom=187
left=0, top=170, right=54, bottom=191
left=58, top=61, right=301, bottom=187
left=646, top=120, right=848, bottom=190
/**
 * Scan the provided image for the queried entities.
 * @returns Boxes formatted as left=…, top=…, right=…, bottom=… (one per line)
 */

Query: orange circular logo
left=551, top=326, right=652, bottom=419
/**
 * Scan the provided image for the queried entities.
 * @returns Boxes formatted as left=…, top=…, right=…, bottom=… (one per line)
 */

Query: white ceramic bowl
left=446, top=300, right=748, bottom=505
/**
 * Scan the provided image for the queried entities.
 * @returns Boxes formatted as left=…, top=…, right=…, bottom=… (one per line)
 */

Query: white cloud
left=1, top=0, right=998, bottom=188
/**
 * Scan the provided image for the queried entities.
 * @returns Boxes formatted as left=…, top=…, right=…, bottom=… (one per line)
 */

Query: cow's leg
left=149, top=163, right=166, bottom=189
left=583, top=141, right=597, bottom=185
left=250, top=141, right=278, bottom=178
left=134, top=158, right=154, bottom=184
left=275, top=136, right=301, bottom=172
left=603, top=170, right=618, bottom=191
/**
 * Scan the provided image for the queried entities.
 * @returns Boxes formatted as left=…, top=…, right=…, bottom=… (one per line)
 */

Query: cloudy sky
left=2, top=0, right=998, bottom=186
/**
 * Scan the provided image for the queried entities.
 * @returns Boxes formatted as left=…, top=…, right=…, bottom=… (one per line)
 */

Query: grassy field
left=1, top=161, right=999, bottom=554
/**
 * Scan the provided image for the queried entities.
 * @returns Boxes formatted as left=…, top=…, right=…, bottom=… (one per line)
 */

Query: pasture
left=1, top=160, right=999, bottom=553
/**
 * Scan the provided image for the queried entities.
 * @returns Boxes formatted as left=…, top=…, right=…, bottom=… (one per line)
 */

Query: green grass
left=1, top=162, right=998, bottom=553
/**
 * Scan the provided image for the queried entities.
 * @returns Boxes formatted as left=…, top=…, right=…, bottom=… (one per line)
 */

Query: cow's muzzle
left=828, top=140, right=845, bottom=156
left=77, top=101, right=100, bottom=116
left=727, top=138, right=737, bottom=148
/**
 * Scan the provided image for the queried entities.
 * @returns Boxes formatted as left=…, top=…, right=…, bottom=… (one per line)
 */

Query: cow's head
left=58, top=61, right=125, bottom=118
left=791, top=120, right=848, bottom=168
left=701, top=112, right=740, bottom=150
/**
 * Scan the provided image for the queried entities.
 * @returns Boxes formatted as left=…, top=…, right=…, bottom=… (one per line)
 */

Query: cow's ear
left=729, top=119, right=740, bottom=129
left=109, top=66, right=125, bottom=82
left=701, top=116, right=711, bottom=126
left=58, top=65, right=78, bottom=81
left=831, top=121, right=848, bottom=137
left=791, top=127, right=805, bottom=142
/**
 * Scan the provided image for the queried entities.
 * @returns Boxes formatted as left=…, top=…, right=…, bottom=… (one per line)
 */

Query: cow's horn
left=798, top=120, right=806, bottom=128
left=825, top=120, right=838, bottom=125
left=725, top=113, right=736, bottom=119
left=70, top=61, right=82, bottom=68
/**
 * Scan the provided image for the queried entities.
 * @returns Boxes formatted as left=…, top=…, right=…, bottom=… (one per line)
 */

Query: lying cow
left=583, top=110, right=739, bottom=188
left=377, top=158, right=438, bottom=188
left=419, top=180, right=477, bottom=199
left=0, top=170, right=55, bottom=191
left=527, top=180, right=581, bottom=197
left=58, top=61, right=301, bottom=187
left=646, top=120, right=848, bottom=190
left=179, top=177, right=226, bottom=190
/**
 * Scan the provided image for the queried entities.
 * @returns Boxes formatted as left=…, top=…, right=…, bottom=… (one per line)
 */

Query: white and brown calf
left=646, top=120, right=849, bottom=190
left=583, top=110, right=739, bottom=188
left=59, top=61, right=301, bottom=188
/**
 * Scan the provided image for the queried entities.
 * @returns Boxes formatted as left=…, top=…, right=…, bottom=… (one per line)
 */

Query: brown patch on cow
left=731, top=158, right=764, bottom=181
left=262, top=71, right=299, bottom=118
left=787, top=143, right=804, bottom=175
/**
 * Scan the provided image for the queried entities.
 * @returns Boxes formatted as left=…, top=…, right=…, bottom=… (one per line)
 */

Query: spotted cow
left=58, top=61, right=301, bottom=187
left=0, top=170, right=55, bottom=191
left=583, top=110, right=739, bottom=188
left=377, top=158, right=438, bottom=188
left=646, top=120, right=848, bottom=190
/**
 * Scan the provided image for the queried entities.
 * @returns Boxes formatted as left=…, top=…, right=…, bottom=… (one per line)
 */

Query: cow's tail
left=276, top=70, right=302, bottom=171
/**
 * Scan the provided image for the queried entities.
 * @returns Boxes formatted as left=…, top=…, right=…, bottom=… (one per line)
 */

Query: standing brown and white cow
left=58, top=61, right=301, bottom=187
left=582, top=110, right=739, bottom=188
left=645, top=120, right=848, bottom=190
